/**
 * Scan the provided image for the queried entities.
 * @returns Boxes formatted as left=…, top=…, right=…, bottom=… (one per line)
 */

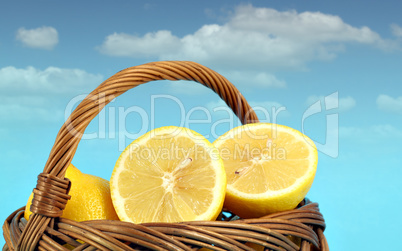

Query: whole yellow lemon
left=24, top=164, right=119, bottom=222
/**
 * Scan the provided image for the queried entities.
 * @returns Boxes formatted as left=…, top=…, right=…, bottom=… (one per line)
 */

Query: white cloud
left=0, top=102, right=63, bottom=122
left=371, top=124, right=402, bottom=137
left=16, top=26, right=59, bottom=50
left=0, top=66, right=103, bottom=123
left=166, top=70, right=286, bottom=96
left=98, top=30, right=180, bottom=57
left=98, top=5, right=394, bottom=71
left=223, top=71, right=286, bottom=89
left=376, top=94, right=402, bottom=114
left=306, top=95, right=356, bottom=112
left=0, top=66, right=103, bottom=96
left=391, top=24, right=402, bottom=38
left=340, top=125, right=402, bottom=139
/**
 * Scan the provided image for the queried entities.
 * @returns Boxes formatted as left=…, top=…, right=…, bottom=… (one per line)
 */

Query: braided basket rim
left=2, top=61, right=328, bottom=251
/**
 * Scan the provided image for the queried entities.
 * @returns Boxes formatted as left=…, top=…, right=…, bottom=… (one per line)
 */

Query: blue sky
left=1, top=1, right=402, bottom=250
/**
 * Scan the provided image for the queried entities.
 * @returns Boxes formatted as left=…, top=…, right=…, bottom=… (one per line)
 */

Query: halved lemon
left=213, top=123, right=317, bottom=218
left=110, top=126, right=226, bottom=224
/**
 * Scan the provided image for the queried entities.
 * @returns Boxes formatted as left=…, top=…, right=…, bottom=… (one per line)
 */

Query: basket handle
left=45, top=60, right=259, bottom=178
left=19, top=61, right=260, bottom=250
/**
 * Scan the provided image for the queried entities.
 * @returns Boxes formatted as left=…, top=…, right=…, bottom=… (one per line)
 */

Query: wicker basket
left=2, top=61, right=328, bottom=251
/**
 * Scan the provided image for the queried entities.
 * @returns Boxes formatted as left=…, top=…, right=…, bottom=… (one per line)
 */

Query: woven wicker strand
left=2, top=61, right=328, bottom=251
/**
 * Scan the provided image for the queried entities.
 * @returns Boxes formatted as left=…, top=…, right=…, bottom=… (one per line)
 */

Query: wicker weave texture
left=2, top=61, right=327, bottom=251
